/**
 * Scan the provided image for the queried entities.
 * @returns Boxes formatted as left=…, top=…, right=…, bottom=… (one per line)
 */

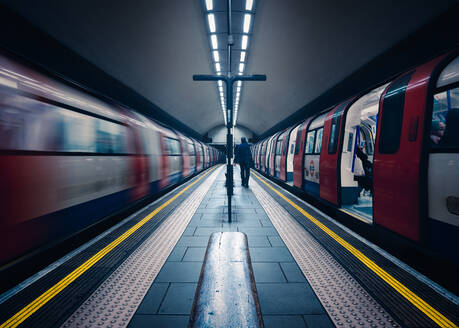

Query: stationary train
left=0, top=51, right=222, bottom=265
left=253, top=51, right=459, bottom=264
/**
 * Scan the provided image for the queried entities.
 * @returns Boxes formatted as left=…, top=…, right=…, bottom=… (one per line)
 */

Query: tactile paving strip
left=251, top=179, right=399, bottom=327
left=60, top=166, right=222, bottom=328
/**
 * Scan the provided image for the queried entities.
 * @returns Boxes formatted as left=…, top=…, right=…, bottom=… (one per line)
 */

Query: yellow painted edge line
left=1, top=166, right=218, bottom=328
left=252, top=171, right=457, bottom=328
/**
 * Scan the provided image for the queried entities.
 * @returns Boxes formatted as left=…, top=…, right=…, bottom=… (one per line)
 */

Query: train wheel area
left=1, top=165, right=457, bottom=328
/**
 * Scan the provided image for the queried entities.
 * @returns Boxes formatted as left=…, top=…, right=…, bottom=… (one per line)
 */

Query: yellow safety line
left=252, top=171, right=457, bottom=328
left=1, top=166, right=218, bottom=328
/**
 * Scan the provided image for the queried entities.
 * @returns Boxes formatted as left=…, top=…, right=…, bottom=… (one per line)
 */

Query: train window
left=95, top=119, right=126, bottom=154
left=276, top=138, right=283, bottom=155
left=62, top=110, right=96, bottom=153
left=188, top=142, right=195, bottom=155
left=166, top=138, right=181, bottom=155
left=305, top=130, right=316, bottom=154
left=314, top=128, right=323, bottom=154
left=328, top=103, right=345, bottom=154
left=431, top=86, right=459, bottom=149
left=379, top=73, right=413, bottom=154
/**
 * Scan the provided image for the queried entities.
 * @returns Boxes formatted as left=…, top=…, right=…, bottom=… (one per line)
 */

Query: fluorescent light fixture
left=243, top=14, right=251, bottom=33
left=237, top=81, right=242, bottom=87
left=241, top=35, right=248, bottom=50
left=206, top=0, right=213, bottom=11
left=240, top=51, right=246, bottom=62
left=213, top=50, right=219, bottom=62
left=239, top=63, right=245, bottom=72
left=237, top=86, right=241, bottom=93
left=211, top=34, right=218, bottom=49
left=208, top=14, right=216, bottom=33
left=218, top=80, right=223, bottom=87
left=219, top=86, right=223, bottom=92
left=217, top=72, right=222, bottom=75
left=246, top=0, right=253, bottom=11
left=215, top=62, right=221, bottom=72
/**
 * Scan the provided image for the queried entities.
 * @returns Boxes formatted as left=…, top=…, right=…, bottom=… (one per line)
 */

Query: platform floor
left=128, top=166, right=332, bottom=328
left=1, top=164, right=458, bottom=328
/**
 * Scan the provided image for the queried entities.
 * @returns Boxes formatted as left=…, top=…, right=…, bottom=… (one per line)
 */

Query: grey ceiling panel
left=0, top=0, right=456, bottom=135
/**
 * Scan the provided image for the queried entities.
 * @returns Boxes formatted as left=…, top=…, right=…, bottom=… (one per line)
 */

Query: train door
left=293, top=119, right=312, bottom=188
left=261, top=140, right=267, bottom=171
left=320, top=101, right=350, bottom=205
left=340, top=83, right=388, bottom=222
left=303, top=113, right=327, bottom=197
left=187, top=138, right=196, bottom=175
left=280, top=126, right=294, bottom=181
left=178, top=134, right=190, bottom=179
left=269, top=133, right=281, bottom=176
left=165, top=136, right=182, bottom=184
left=274, top=130, right=287, bottom=178
left=285, top=124, right=300, bottom=184
left=426, top=56, right=459, bottom=260
left=265, top=135, right=275, bottom=174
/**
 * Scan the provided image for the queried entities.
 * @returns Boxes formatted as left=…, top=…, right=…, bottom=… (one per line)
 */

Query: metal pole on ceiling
left=226, top=0, right=234, bottom=222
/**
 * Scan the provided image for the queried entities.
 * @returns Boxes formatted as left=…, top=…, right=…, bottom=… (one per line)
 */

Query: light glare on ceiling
left=246, top=0, right=253, bottom=11
left=211, top=34, right=218, bottom=49
left=241, top=35, right=248, bottom=50
left=206, top=0, right=213, bottom=11
left=243, top=14, right=251, bottom=33
left=208, top=14, right=216, bottom=32
left=213, top=51, right=219, bottom=62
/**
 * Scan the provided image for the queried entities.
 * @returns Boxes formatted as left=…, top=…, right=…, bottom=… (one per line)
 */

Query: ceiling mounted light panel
left=213, top=50, right=219, bottom=62
left=240, top=51, right=246, bottom=62
left=206, top=0, right=213, bottom=11
left=208, top=14, right=216, bottom=32
left=246, top=0, right=253, bottom=11
left=241, top=35, right=248, bottom=50
left=243, top=14, right=251, bottom=33
left=211, top=34, right=218, bottom=49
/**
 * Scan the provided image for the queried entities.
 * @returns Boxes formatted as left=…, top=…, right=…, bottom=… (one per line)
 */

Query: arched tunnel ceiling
left=0, top=0, right=457, bottom=136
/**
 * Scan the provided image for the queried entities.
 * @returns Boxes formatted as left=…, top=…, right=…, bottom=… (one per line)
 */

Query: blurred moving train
left=0, top=51, right=223, bottom=265
left=253, top=51, right=459, bottom=264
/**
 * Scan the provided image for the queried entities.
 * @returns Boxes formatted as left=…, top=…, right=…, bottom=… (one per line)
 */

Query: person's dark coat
left=235, top=140, right=252, bottom=165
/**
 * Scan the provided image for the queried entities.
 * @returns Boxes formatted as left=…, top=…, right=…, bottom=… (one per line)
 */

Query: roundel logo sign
left=309, top=160, right=314, bottom=177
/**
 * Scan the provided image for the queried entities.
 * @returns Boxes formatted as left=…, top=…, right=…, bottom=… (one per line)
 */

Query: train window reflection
left=305, top=130, right=315, bottom=154
left=314, top=128, right=323, bottom=154
left=431, top=86, right=459, bottom=149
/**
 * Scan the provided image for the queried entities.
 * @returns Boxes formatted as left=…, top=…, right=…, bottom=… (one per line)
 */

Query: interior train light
left=241, top=35, right=248, bottom=50
left=240, top=51, right=246, bottom=62
left=211, top=34, right=218, bottom=49
left=237, top=81, right=242, bottom=87
left=208, top=14, right=216, bottom=33
left=246, top=0, right=253, bottom=11
left=213, top=50, right=219, bottom=62
left=206, top=0, right=213, bottom=11
left=218, top=80, right=223, bottom=87
left=215, top=62, right=221, bottom=72
left=243, top=14, right=251, bottom=33
left=239, top=63, right=245, bottom=72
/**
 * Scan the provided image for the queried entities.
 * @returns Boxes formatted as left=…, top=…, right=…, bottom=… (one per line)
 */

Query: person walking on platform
left=234, top=137, right=253, bottom=187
